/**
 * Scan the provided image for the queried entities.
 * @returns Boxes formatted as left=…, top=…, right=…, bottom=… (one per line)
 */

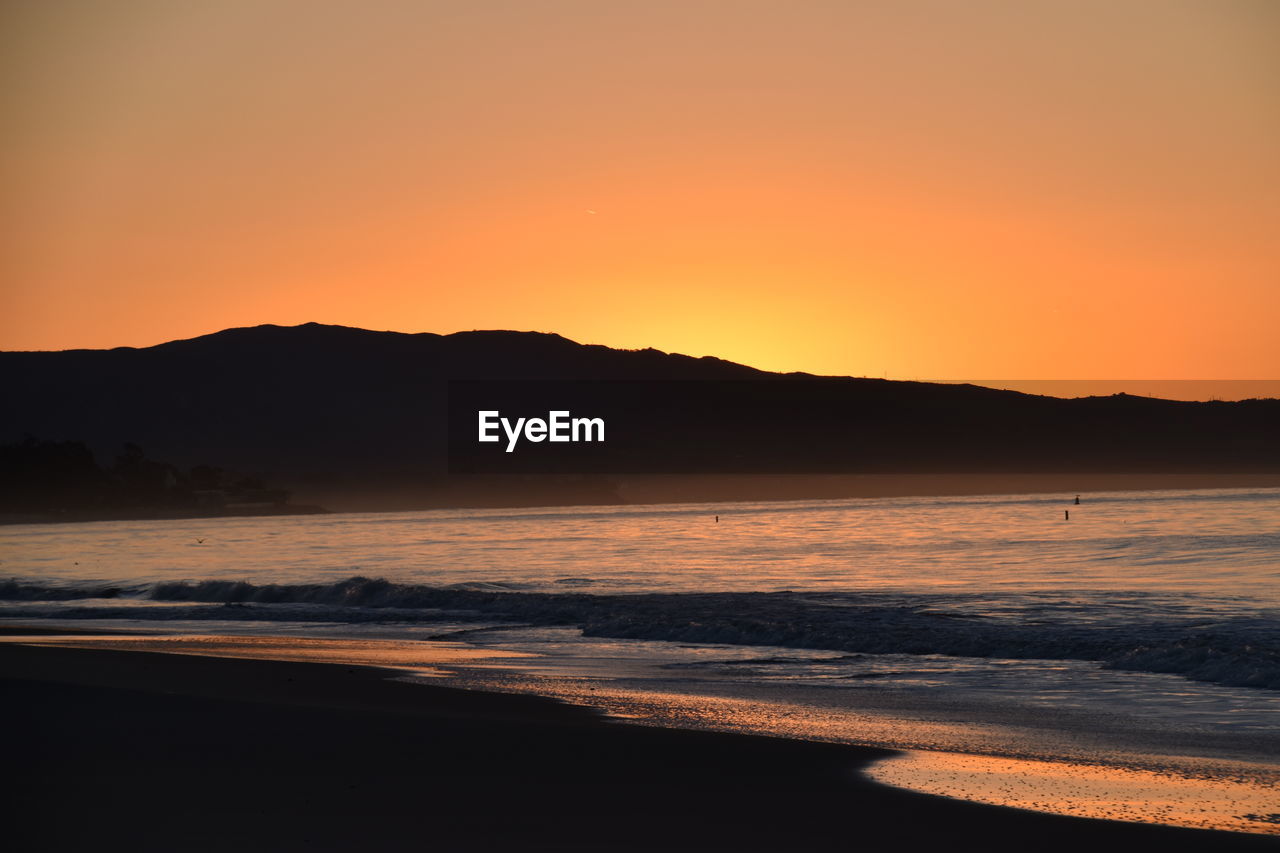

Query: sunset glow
left=4, top=1, right=1278, bottom=378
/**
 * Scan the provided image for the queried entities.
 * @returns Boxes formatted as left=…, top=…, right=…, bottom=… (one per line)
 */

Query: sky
left=3, top=0, right=1278, bottom=379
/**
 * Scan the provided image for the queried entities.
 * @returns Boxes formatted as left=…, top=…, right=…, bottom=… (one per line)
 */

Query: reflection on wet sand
left=440, top=669, right=1280, bottom=837
left=6, top=631, right=1276, bottom=837
left=0, top=634, right=528, bottom=677
left=865, top=750, right=1279, bottom=836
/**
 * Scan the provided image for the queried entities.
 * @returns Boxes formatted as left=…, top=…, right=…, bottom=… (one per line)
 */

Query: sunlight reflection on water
left=5, top=488, right=1279, bottom=607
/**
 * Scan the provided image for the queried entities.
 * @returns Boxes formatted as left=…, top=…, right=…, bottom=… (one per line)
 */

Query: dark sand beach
left=3, top=639, right=1274, bottom=852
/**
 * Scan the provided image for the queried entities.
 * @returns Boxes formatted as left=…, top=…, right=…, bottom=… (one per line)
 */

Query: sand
left=3, top=640, right=1274, bottom=852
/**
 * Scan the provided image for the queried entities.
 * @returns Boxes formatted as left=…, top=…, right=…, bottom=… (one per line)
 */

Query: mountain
left=2, top=323, right=762, bottom=474
left=4, top=323, right=1278, bottom=511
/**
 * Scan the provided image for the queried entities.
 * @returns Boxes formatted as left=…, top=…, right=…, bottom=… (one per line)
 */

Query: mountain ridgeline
left=4, top=323, right=1278, bottom=511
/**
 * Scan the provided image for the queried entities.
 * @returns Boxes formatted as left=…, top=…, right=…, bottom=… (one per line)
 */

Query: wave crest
left=4, top=576, right=1276, bottom=690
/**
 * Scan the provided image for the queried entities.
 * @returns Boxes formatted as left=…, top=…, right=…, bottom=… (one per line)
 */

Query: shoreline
left=4, top=640, right=1274, bottom=851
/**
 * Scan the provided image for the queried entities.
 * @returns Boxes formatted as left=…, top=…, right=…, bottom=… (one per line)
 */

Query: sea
left=3, top=487, right=1277, bottom=834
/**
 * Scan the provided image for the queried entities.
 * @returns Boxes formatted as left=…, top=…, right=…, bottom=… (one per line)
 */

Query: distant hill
left=3, top=323, right=1278, bottom=511
left=2, top=323, right=762, bottom=475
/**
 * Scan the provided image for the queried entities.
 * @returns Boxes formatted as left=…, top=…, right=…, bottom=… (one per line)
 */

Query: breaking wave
left=3, top=576, right=1277, bottom=690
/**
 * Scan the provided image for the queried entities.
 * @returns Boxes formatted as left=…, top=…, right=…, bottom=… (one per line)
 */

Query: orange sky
left=3, top=1, right=1278, bottom=378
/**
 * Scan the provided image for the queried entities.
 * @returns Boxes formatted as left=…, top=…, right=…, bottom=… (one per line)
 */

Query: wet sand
left=3, top=641, right=1274, bottom=852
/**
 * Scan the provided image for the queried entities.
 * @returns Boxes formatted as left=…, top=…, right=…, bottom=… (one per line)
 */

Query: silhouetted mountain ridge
left=4, top=323, right=1277, bottom=510
left=134, top=323, right=772, bottom=380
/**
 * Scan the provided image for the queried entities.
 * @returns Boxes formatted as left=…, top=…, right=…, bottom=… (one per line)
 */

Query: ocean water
left=3, top=487, right=1278, bottom=833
